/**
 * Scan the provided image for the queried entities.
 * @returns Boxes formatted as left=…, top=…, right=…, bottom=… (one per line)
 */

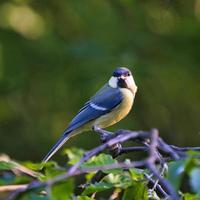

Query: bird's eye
left=127, top=72, right=130, bottom=76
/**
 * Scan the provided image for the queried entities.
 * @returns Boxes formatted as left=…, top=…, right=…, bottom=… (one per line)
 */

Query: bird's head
left=109, top=67, right=137, bottom=94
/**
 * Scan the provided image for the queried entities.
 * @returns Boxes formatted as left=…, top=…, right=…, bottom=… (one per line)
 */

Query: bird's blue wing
left=91, top=84, right=122, bottom=110
left=66, top=84, right=123, bottom=132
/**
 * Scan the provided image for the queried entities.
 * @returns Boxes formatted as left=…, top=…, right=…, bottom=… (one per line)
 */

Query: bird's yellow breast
left=93, top=88, right=135, bottom=128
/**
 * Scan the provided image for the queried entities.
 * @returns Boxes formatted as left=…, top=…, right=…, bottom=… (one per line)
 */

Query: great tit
left=43, top=67, right=137, bottom=163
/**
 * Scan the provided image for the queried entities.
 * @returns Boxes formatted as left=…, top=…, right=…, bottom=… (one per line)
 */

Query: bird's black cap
left=112, top=67, right=131, bottom=77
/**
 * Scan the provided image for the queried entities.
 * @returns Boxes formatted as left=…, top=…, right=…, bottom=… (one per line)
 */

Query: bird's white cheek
left=126, top=76, right=137, bottom=93
left=108, top=76, right=118, bottom=88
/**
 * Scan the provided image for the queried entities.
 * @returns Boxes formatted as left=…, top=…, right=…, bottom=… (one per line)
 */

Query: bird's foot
left=92, top=125, right=112, bottom=142
left=109, top=143, right=122, bottom=158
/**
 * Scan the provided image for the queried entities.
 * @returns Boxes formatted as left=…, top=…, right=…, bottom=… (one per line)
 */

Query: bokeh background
left=0, top=0, right=199, bottom=162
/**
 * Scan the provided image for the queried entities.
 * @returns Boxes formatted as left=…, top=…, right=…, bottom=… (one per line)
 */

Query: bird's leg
left=92, top=125, right=112, bottom=142
left=92, top=125, right=122, bottom=157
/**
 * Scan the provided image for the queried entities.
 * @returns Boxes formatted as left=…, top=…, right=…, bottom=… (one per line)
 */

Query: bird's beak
left=119, top=75, right=126, bottom=80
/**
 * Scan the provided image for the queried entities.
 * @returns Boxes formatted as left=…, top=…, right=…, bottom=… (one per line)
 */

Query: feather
left=42, top=84, right=123, bottom=163
left=42, top=130, right=71, bottom=163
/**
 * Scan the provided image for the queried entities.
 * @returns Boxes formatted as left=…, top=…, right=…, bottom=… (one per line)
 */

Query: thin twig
left=0, top=185, right=28, bottom=192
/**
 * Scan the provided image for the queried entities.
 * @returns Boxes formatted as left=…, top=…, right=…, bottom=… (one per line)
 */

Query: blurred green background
left=0, top=0, right=199, bottom=162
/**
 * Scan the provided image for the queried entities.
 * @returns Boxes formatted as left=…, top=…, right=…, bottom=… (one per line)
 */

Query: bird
left=42, top=67, right=137, bottom=163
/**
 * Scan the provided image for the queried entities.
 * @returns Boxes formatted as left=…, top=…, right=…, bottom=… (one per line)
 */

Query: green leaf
left=122, top=182, right=148, bottom=200
left=105, top=171, right=133, bottom=189
left=167, top=156, right=197, bottom=190
left=51, top=179, right=74, bottom=200
left=82, top=182, right=113, bottom=195
left=182, top=193, right=200, bottom=200
left=64, top=148, right=85, bottom=165
left=0, top=161, right=17, bottom=170
left=190, top=168, right=200, bottom=193
left=187, top=150, right=200, bottom=157
left=0, top=161, right=33, bottom=186
left=129, top=168, right=144, bottom=181
left=23, top=161, right=57, bottom=171
left=0, top=173, right=30, bottom=185
left=183, top=156, right=198, bottom=174
left=167, top=159, right=186, bottom=190
left=81, top=153, right=122, bottom=174
left=85, top=172, right=96, bottom=181
left=42, top=163, right=65, bottom=181
left=77, top=196, right=95, bottom=200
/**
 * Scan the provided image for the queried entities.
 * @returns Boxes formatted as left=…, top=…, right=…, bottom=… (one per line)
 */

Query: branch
left=6, top=128, right=200, bottom=200
left=0, top=185, right=28, bottom=192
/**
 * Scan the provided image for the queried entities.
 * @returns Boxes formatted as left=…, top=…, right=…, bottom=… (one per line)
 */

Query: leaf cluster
left=1, top=148, right=200, bottom=200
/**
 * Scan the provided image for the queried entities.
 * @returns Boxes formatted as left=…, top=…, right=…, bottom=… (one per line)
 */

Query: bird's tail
left=42, top=130, right=72, bottom=163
